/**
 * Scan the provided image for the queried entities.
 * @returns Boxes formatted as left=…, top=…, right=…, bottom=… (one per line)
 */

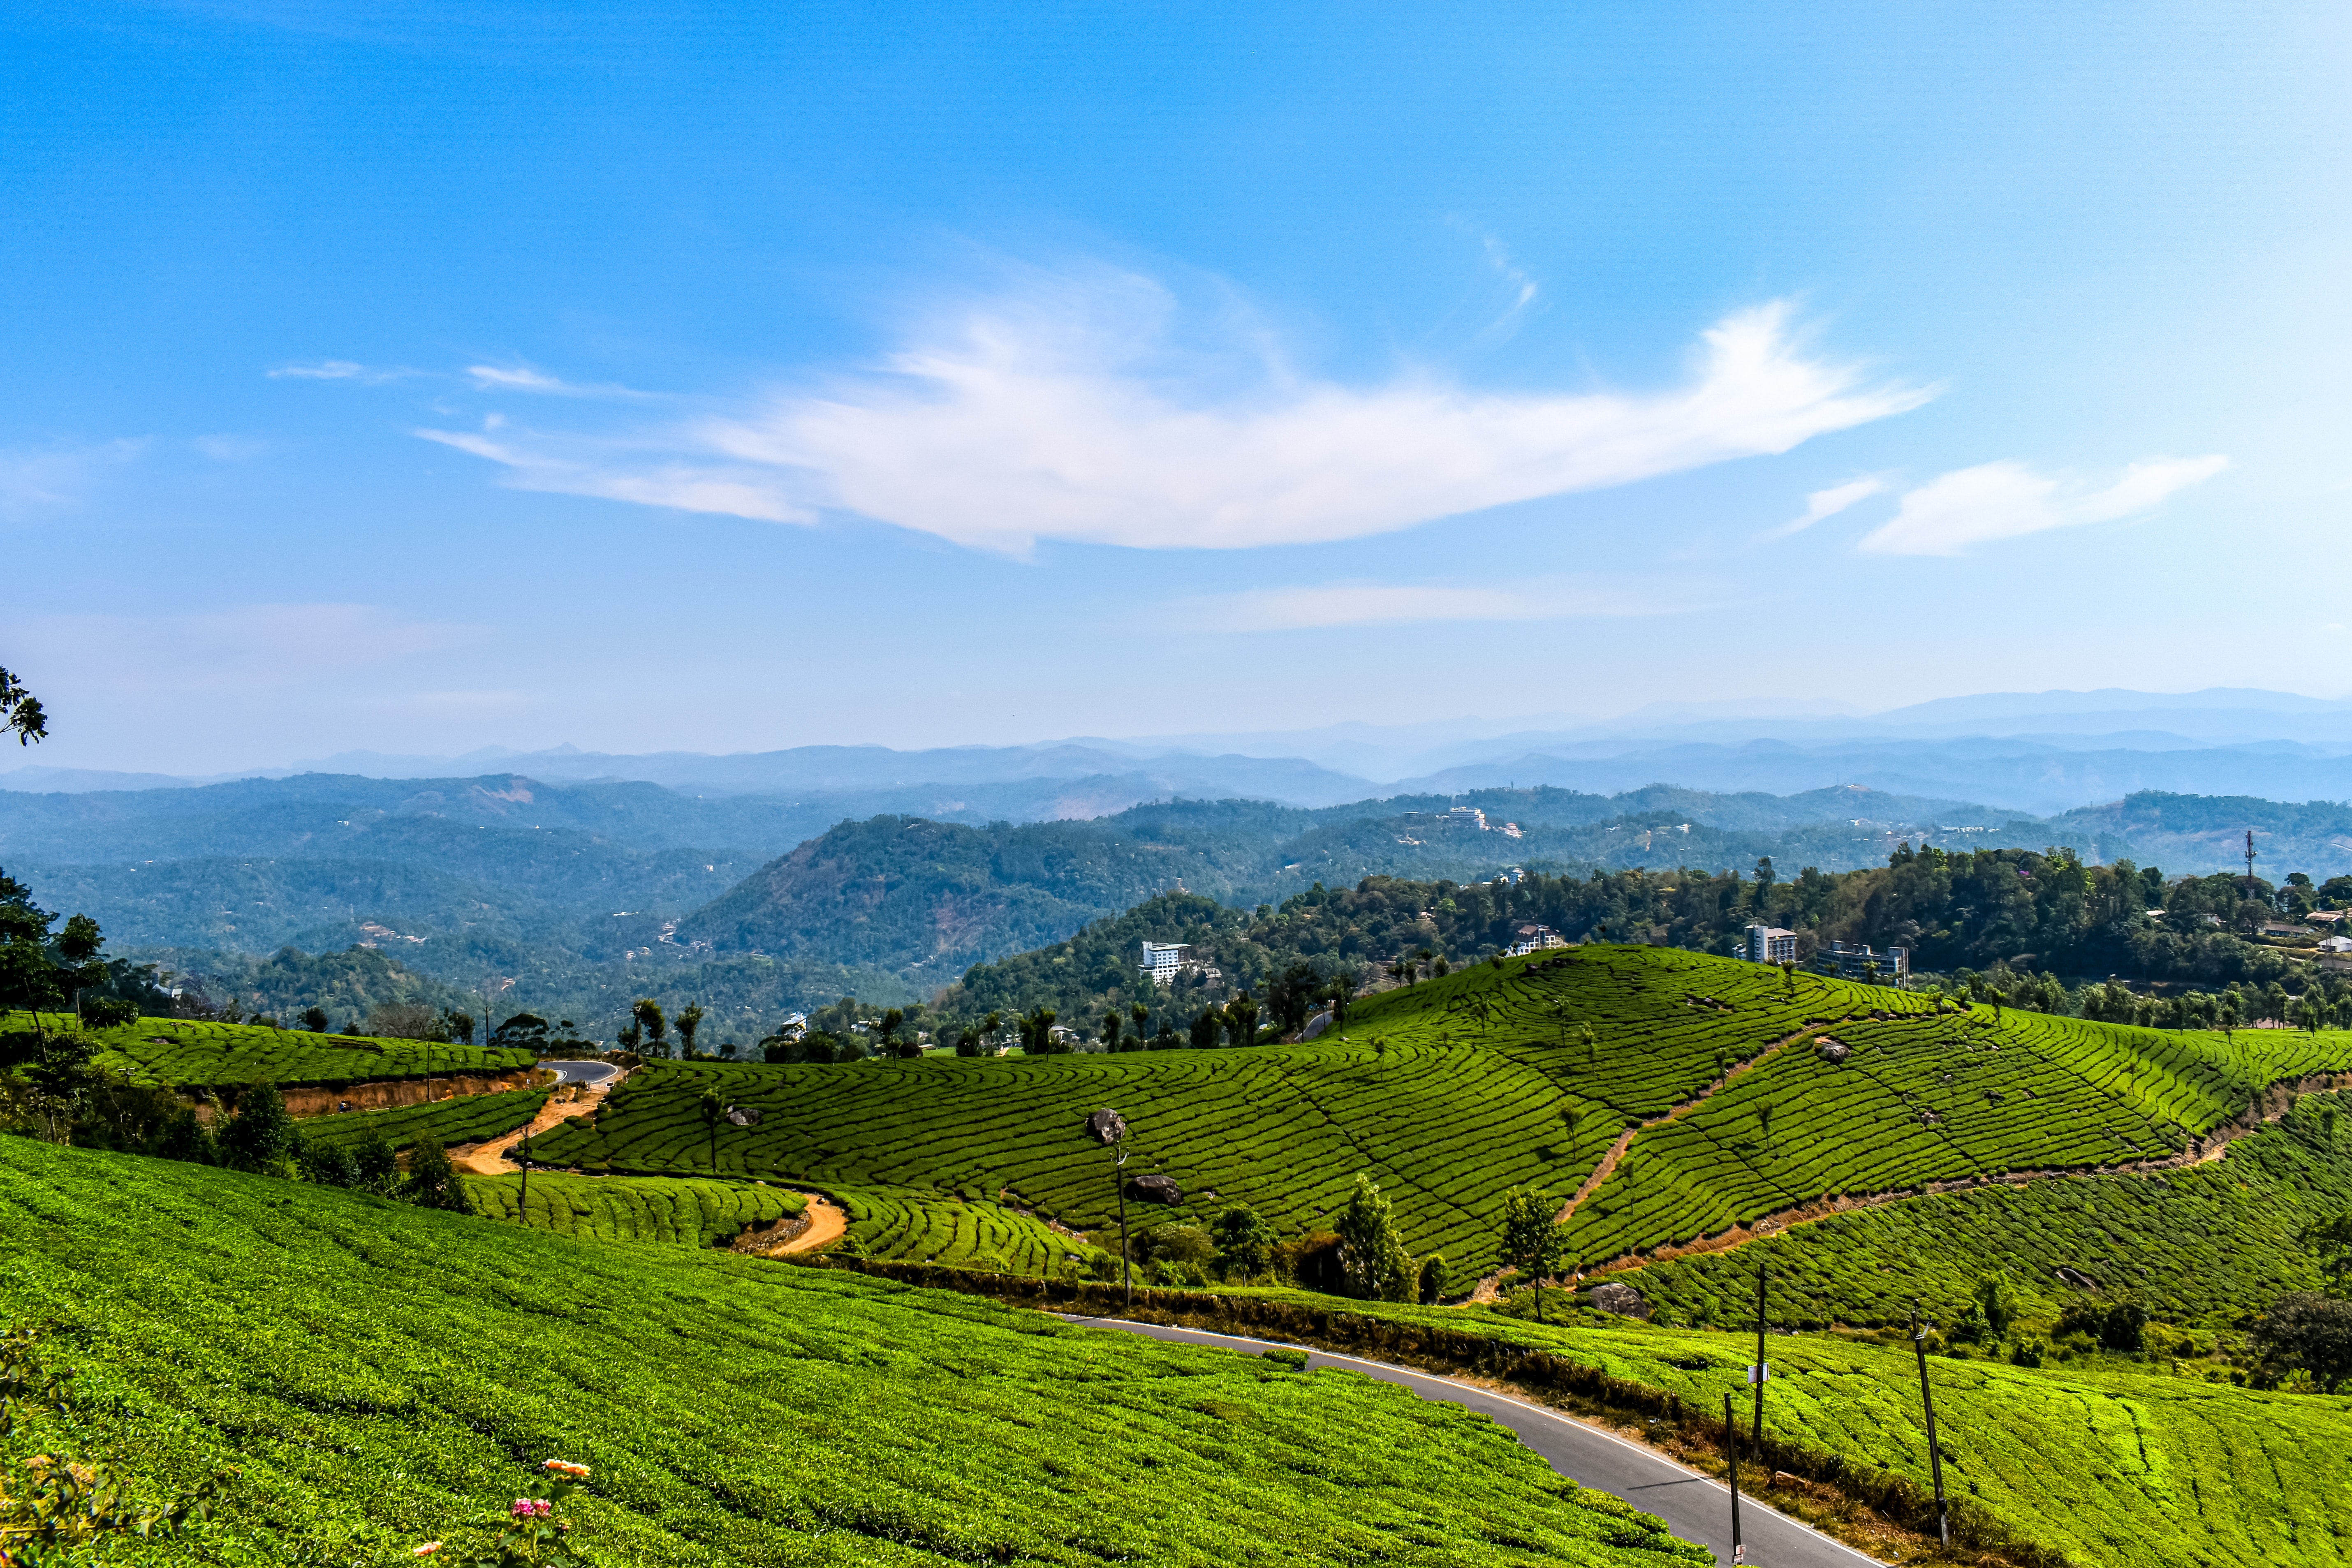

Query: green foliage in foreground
left=531, top=947, right=2352, bottom=1279
left=463, top=1171, right=804, bottom=1248
left=0, top=1137, right=1705, bottom=1567
left=1628, top=1090, right=2352, bottom=1330
left=299, top=1087, right=552, bottom=1153
left=1233, top=1293, right=2352, bottom=1568
left=24, top=1013, right=537, bottom=1087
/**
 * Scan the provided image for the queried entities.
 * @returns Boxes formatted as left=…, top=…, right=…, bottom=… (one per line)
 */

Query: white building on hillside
left=1510, top=924, right=1566, bottom=955
left=1140, top=941, right=1189, bottom=985
left=1745, top=925, right=1799, bottom=965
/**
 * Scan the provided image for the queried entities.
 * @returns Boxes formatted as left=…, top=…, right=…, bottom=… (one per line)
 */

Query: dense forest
left=924, top=843, right=2352, bottom=1048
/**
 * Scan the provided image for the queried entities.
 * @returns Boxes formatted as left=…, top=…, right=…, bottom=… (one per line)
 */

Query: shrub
left=405, top=1133, right=473, bottom=1214
left=2255, top=1292, right=2352, bottom=1392
left=217, top=1084, right=295, bottom=1174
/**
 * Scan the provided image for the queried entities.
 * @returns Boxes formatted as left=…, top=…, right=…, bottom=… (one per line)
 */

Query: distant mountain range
left=12, top=687, right=2352, bottom=818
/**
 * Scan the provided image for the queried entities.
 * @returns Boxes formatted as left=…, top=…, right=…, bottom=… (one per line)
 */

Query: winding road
left=1056, top=1315, right=1884, bottom=1568
left=540, top=1059, right=624, bottom=1087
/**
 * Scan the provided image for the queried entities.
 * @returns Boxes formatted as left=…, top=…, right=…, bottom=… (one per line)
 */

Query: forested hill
left=928, top=840, right=2352, bottom=1043
left=674, top=784, right=2019, bottom=977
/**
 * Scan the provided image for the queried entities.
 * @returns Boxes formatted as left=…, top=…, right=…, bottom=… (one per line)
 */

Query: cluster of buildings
left=1744, top=924, right=1910, bottom=983
left=1138, top=941, right=1222, bottom=988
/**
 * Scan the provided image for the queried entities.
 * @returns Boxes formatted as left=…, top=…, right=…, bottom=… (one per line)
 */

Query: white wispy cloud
left=1859, top=455, right=2229, bottom=556
left=1178, top=576, right=1705, bottom=632
left=1770, top=475, right=1885, bottom=538
left=0, top=438, right=146, bottom=515
left=464, top=364, right=656, bottom=400
left=412, top=271, right=1932, bottom=553
left=266, top=359, right=414, bottom=383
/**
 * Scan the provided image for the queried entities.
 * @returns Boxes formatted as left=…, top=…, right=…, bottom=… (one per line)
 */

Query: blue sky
left=5, top=2, right=2348, bottom=772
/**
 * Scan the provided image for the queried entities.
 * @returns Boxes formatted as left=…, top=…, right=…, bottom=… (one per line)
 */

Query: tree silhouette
left=676, top=1003, right=706, bottom=1058
left=632, top=998, right=667, bottom=1058
left=0, top=666, right=46, bottom=747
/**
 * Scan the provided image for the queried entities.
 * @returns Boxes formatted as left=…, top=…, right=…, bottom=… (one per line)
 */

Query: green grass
left=525, top=947, right=2352, bottom=1278
left=0, top=1137, right=1705, bottom=1568
left=299, top=1087, right=553, bottom=1152
left=1625, top=1089, right=2352, bottom=1330
left=1196, top=1291, right=2352, bottom=1568
left=7, top=1011, right=539, bottom=1087
left=463, top=1170, right=805, bottom=1247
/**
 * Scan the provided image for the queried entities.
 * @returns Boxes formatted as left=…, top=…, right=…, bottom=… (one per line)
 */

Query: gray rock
left=1817, top=1039, right=1851, bottom=1064
left=1128, top=1173, right=1184, bottom=1206
left=726, top=1106, right=764, bottom=1126
left=1083, top=1108, right=1128, bottom=1145
left=1587, top=1281, right=1653, bottom=1320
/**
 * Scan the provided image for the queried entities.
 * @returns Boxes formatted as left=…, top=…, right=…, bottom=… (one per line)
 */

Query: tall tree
left=1100, top=1010, right=1123, bottom=1051
left=676, top=1003, right=706, bottom=1058
left=1499, top=1185, right=1571, bottom=1323
left=632, top=998, right=668, bottom=1058
left=1333, top=1173, right=1415, bottom=1302
left=1210, top=1203, right=1276, bottom=1283
left=1224, top=994, right=1260, bottom=1048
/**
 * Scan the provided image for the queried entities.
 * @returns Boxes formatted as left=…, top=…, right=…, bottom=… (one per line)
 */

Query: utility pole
left=1722, top=1392, right=1745, bottom=1566
left=2246, top=829, right=2259, bottom=893
left=1910, top=1306, right=1952, bottom=1549
left=1116, top=1146, right=1131, bottom=1305
left=1750, top=1261, right=1770, bottom=1446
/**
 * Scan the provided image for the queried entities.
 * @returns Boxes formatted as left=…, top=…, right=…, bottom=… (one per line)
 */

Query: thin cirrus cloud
left=0, top=437, right=146, bottom=515
left=1858, top=455, right=2230, bottom=556
left=1769, top=475, right=1886, bottom=538
left=411, top=272, right=1933, bottom=553
left=1178, top=576, right=1705, bottom=632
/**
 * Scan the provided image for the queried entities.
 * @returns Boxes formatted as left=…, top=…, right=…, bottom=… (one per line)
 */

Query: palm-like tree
left=675, top=1003, right=706, bottom=1059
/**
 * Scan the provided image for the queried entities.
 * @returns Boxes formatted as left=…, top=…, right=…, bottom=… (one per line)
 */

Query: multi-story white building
left=1139, top=941, right=1189, bottom=985
left=1510, top=923, right=1566, bottom=955
left=1745, top=925, right=1799, bottom=965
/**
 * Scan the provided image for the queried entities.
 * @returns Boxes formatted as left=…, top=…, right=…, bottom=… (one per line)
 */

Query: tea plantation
left=829, top=1182, right=1089, bottom=1273
left=300, top=1086, right=553, bottom=1152
left=462, top=1170, right=805, bottom=1247
left=7, top=1012, right=538, bottom=1087
left=527, top=946, right=2352, bottom=1278
left=0, top=1137, right=1708, bottom=1568
left=1241, top=1292, right=2352, bottom=1568
left=1624, top=1089, right=2352, bottom=1330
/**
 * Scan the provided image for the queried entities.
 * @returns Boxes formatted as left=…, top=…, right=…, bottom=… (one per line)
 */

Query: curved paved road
left=1057, top=1314, right=1883, bottom=1568
left=540, top=1059, right=623, bottom=1087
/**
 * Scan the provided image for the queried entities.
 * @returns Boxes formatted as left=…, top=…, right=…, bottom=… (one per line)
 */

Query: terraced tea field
left=0, top=1135, right=1706, bottom=1568
left=299, top=1087, right=553, bottom=1153
left=829, top=1182, right=1086, bottom=1273
left=1238, top=1291, right=2352, bottom=1568
left=532, top=947, right=2352, bottom=1277
left=463, top=1171, right=804, bottom=1247
left=1624, top=1089, right=2352, bottom=1329
left=20, top=1013, right=538, bottom=1087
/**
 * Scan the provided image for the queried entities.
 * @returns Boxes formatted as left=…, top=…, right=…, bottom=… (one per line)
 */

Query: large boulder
left=1587, top=1281, right=1653, bottom=1320
left=1083, top=1108, right=1128, bottom=1145
left=1127, top=1173, right=1184, bottom=1206
left=726, top=1106, right=764, bottom=1127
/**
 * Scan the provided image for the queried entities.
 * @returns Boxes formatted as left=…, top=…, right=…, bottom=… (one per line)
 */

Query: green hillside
left=5, top=1012, right=536, bottom=1087
left=462, top=1170, right=806, bottom=1247
left=1198, top=1290, right=2352, bottom=1568
left=532, top=946, right=2352, bottom=1280
left=0, top=1136, right=1703, bottom=1567
left=300, top=1087, right=553, bottom=1151
left=1624, top=1089, right=2352, bottom=1329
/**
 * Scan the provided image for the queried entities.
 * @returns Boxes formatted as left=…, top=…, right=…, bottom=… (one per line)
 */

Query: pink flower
left=512, top=1498, right=553, bottom=1518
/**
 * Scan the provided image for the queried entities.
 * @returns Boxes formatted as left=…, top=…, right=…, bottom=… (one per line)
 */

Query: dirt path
left=452, top=1075, right=620, bottom=1175
left=778, top=1194, right=846, bottom=1252
left=731, top=1193, right=849, bottom=1257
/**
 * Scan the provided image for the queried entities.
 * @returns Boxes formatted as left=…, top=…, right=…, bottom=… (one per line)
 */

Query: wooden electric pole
left=1910, top=1306, right=1952, bottom=1549
left=1750, top=1261, right=1770, bottom=1445
left=1722, top=1392, right=1745, bottom=1566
